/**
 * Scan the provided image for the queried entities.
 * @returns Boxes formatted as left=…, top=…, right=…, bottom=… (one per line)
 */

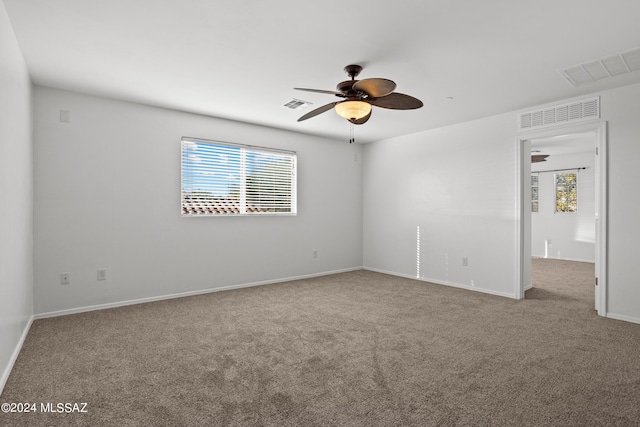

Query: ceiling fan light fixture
left=334, top=100, right=371, bottom=121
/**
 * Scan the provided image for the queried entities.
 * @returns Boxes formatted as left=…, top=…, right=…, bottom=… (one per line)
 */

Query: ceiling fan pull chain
left=349, top=123, right=354, bottom=144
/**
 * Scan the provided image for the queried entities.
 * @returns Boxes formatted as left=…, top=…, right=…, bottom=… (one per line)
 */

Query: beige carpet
left=2, top=260, right=640, bottom=426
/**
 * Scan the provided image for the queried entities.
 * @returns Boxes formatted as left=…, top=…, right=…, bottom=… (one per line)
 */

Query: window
left=555, top=172, right=577, bottom=213
left=531, top=174, right=539, bottom=213
left=181, top=137, right=296, bottom=216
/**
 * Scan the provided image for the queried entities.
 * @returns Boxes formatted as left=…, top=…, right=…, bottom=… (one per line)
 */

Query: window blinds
left=181, top=138, right=297, bottom=216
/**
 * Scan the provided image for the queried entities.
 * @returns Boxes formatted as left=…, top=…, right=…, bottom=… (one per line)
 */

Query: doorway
left=516, top=121, right=607, bottom=316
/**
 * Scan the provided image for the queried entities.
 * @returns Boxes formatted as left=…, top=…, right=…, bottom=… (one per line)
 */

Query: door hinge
left=595, top=147, right=599, bottom=155
left=595, top=277, right=598, bottom=286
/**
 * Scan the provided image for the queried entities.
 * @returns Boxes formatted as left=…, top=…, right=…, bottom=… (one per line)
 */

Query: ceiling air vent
left=559, top=46, right=640, bottom=87
left=283, top=98, right=312, bottom=110
left=518, top=97, right=599, bottom=131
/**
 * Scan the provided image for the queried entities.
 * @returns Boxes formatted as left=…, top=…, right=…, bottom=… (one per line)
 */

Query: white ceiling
left=5, top=0, right=640, bottom=143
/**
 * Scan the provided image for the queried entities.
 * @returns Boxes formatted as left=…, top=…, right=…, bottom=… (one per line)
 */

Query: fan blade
left=297, top=102, right=338, bottom=122
left=369, top=92, right=423, bottom=110
left=294, top=87, right=344, bottom=96
left=531, top=154, right=549, bottom=163
left=353, top=78, right=396, bottom=97
left=349, top=109, right=372, bottom=125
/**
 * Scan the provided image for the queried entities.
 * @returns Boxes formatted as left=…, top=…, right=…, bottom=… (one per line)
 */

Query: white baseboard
left=606, top=312, right=640, bottom=325
left=1, top=315, right=34, bottom=396
left=363, top=267, right=518, bottom=299
left=34, top=267, right=362, bottom=320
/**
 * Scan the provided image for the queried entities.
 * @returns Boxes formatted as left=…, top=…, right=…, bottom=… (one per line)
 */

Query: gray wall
left=0, top=1, right=33, bottom=392
left=33, top=87, right=363, bottom=314
left=363, top=82, right=640, bottom=323
left=363, top=112, right=519, bottom=298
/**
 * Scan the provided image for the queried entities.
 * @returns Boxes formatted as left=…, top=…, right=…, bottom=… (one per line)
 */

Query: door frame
left=515, top=121, right=608, bottom=316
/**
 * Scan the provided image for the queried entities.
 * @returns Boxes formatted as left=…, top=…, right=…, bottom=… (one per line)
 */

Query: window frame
left=554, top=171, right=578, bottom=213
left=181, top=137, right=297, bottom=217
left=531, top=173, right=539, bottom=213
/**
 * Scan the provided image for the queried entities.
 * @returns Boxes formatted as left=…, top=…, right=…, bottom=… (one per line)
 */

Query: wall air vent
left=283, top=99, right=312, bottom=110
left=518, top=97, right=599, bottom=131
left=559, top=46, right=640, bottom=87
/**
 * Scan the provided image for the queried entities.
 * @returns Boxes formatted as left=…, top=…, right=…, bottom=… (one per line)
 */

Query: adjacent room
left=2, top=1, right=640, bottom=425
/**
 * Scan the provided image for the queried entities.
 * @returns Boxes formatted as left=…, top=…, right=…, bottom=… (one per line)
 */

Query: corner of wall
left=0, top=0, right=35, bottom=396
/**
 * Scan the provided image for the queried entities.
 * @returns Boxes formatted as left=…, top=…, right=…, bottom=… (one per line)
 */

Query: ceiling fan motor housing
left=344, top=64, right=362, bottom=79
left=336, top=80, right=360, bottom=98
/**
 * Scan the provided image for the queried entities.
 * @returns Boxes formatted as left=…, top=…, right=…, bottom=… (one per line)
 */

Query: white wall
left=601, top=83, right=640, bottom=323
left=33, top=87, right=363, bottom=314
left=363, top=82, right=640, bottom=323
left=363, top=113, right=519, bottom=298
left=0, top=1, right=33, bottom=393
left=531, top=150, right=595, bottom=262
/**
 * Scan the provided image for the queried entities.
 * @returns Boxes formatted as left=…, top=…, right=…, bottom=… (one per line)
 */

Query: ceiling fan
left=294, top=64, right=423, bottom=124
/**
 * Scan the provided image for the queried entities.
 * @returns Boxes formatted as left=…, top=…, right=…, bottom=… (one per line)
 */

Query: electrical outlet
left=462, top=257, right=468, bottom=267
left=97, top=268, right=107, bottom=281
left=60, top=273, right=70, bottom=285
